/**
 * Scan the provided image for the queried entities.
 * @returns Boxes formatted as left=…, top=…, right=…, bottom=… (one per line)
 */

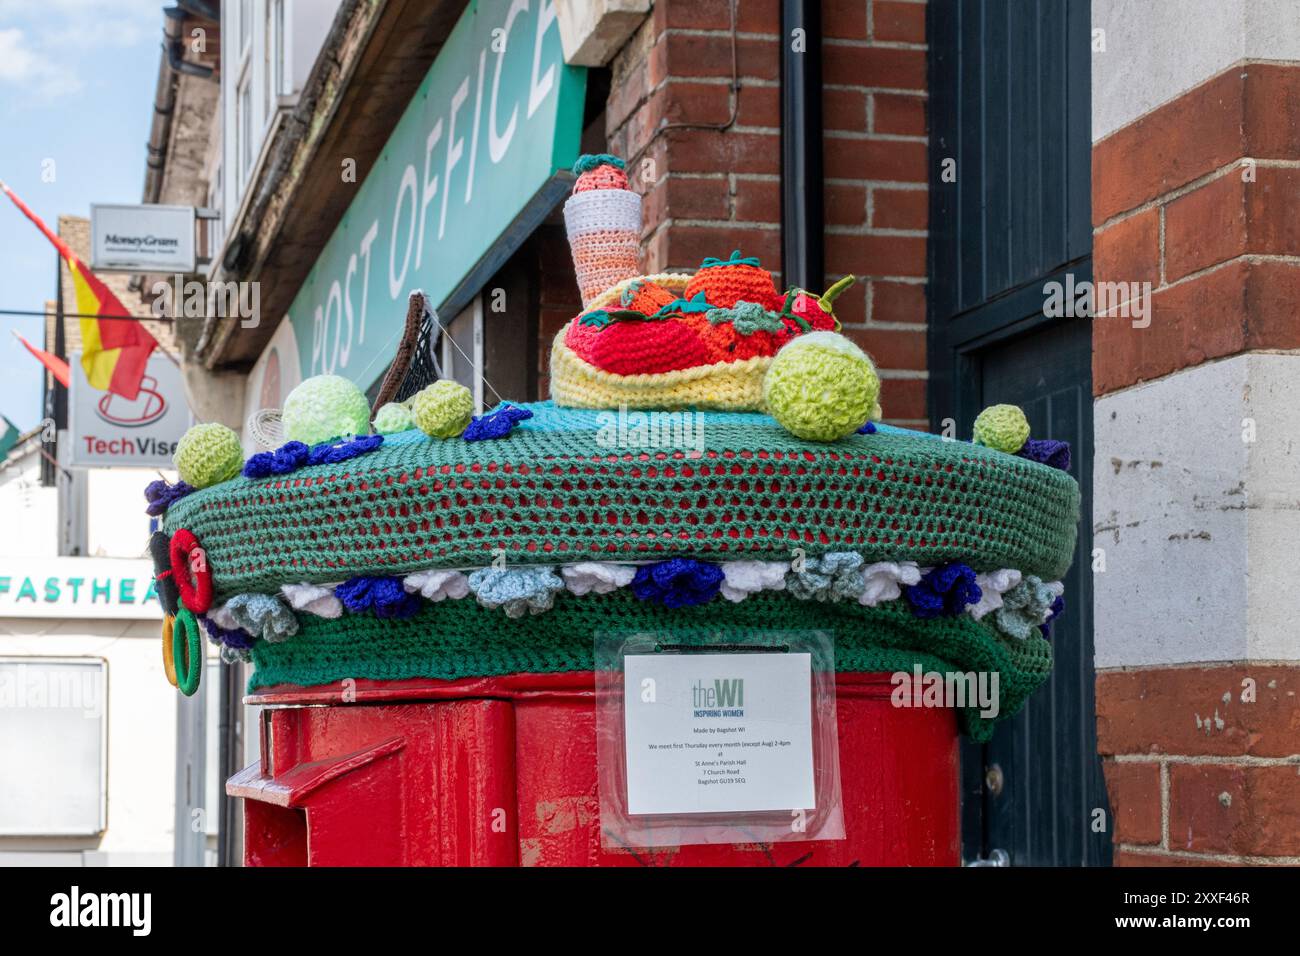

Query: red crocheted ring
left=169, top=528, right=213, bottom=614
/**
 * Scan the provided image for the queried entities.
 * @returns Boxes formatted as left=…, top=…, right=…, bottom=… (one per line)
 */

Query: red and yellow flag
left=1, top=181, right=158, bottom=400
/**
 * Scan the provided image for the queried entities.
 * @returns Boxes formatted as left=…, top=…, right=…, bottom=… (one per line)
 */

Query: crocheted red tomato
left=572, top=315, right=710, bottom=375
left=685, top=250, right=782, bottom=311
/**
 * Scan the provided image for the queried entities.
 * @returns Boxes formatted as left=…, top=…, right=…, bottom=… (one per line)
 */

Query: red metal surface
left=232, top=672, right=960, bottom=867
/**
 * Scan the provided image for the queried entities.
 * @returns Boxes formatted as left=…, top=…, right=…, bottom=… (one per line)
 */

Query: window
left=0, top=657, right=107, bottom=836
left=238, top=75, right=253, bottom=187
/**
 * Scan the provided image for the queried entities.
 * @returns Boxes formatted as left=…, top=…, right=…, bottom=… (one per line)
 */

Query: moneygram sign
left=69, top=350, right=191, bottom=468
left=91, top=204, right=197, bottom=274
left=285, top=0, right=586, bottom=389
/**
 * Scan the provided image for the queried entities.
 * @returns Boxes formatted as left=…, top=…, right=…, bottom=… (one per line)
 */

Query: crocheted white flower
left=857, top=561, right=922, bottom=606
left=719, top=561, right=788, bottom=602
left=208, top=600, right=240, bottom=632
left=280, top=582, right=343, bottom=618
left=561, top=562, right=636, bottom=596
left=968, top=569, right=1023, bottom=621
left=468, top=566, right=565, bottom=618
left=403, top=569, right=470, bottom=602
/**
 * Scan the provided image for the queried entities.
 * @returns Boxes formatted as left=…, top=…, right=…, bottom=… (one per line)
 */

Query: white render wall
left=1092, top=0, right=1300, bottom=142
left=1093, top=353, right=1300, bottom=667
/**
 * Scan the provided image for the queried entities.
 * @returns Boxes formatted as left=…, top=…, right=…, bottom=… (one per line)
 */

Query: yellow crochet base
left=550, top=334, right=772, bottom=411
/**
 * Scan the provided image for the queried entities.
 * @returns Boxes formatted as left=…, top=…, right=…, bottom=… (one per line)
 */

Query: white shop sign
left=68, top=350, right=191, bottom=468
left=90, top=204, right=196, bottom=273
left=0, top=558, right=161, bottom=620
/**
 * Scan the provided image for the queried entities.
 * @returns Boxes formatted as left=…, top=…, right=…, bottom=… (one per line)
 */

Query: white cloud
left=0, top=28, right=83, bottom=98
left=0, top=0, right=154, bottom=100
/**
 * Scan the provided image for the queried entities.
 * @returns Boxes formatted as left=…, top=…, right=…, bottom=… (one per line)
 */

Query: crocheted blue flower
left=905, top=563, right=982, bottom=618
left=631, top=559, right=725, bottom=608
left=856, top=422, right=877, bottom=435
left=1039, top=594, right=1065, bottom=638
left=143, top=478, right=196, bottom=516
left=785, top=552, right=866, bottom=602
left=200, top=614, right=255, bottom=650
left=243, top=441, right=310, bottom=478
left=243, top=435, right=383, bottom=479
left=225, top=593, right=299, bottom=643
left=468, top=566, right=565, bottom=618
left=307, top=433, right=383, bottom=465
left=335, top=575, right=423, bottom=619
left=994, top=575, right=1063, bottom=640
left=463, top=403, right=534, bottom=442
left=1017, top=438, right=1071, bottom=472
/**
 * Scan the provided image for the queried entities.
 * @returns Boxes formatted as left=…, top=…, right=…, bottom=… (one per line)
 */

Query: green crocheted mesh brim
left=247, top=591, right=1052, bottom=742
left=163, top=402, right=1079, bottom=599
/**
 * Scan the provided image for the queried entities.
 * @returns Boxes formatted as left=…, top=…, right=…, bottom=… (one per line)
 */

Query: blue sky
left=0, top=0, right=160, bottom=430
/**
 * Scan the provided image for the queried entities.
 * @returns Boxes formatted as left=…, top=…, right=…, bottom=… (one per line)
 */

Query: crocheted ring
left=172, top=608, right=203, bottom=696
left=148, top=530, right=181, bottom=616
left=169, top=528, right=212, bottom=614
left=161, top=614, right=178, bottom=688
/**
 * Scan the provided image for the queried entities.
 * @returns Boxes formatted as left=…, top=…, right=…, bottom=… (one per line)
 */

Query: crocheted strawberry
left=778, top=274, right=856, bottom=333
left=685, top=250, right=783, bottom=311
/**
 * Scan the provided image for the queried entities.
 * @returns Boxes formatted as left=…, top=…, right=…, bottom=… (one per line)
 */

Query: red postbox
left=229, top=672, right=960, bottom=867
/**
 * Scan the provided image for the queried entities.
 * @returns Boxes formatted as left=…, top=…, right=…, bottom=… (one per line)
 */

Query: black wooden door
left=927, top=0, right=1110, bottom=866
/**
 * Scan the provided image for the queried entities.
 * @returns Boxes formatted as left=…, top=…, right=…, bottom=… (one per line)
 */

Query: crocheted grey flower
left=993, top=575, right=1064, bottom=640
left=784, top=552, right=866, bottom=602
left=225, top=593, right=299, bottom=643
left=468, top=566, right=565, bottom=618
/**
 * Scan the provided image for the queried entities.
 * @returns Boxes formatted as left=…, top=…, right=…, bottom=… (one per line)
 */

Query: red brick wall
left=543, top=0, right=929, bottom=424
left=1097, top=666, right=1300, bottom=865
left=1092, top=63, right=1300, bottom=396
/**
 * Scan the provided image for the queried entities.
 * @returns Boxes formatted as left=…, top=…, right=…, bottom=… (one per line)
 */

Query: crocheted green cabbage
left=247, top=591, right=1053, bottom=742
left=163, top=403, right=1080, bottom=599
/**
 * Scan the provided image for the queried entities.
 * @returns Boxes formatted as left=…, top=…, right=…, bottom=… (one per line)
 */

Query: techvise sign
left=90, top=203, right=197, bottom=273
left=0, top=558, right=161, bottom=619
left=286, top=0, right=586, bottom=389
left=68, top=350, right=191, bottom=467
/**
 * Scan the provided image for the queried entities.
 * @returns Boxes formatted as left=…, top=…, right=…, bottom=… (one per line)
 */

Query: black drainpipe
left=780, top=0, right=824, bottom=294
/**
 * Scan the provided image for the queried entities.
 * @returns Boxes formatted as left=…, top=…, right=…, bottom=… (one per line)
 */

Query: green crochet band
left=163, top=403, right=1080, bottom=599
left=247, top=591, right=1053, bottom=742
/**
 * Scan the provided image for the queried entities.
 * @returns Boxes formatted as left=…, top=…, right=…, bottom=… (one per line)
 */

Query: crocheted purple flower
left=631, top=559, right=725, bottom=608
left=1039, top=595, right=1065, bottom=638
left=905, top=563, right=982, bottom=619
left=856, top=422, right=877, bottom=435
left=1017, top=438, right=1071, bottom=472
left=463, top=403, right=534, bottom=442
left=307, top=434, right=383, bottom=465
left=200, top=614, right=256, bottom=650
left=335, top=575, right=422, bottom=619
left=243, top=441, right=310, bottom=479
left=143, top=478, right=196, bottom=516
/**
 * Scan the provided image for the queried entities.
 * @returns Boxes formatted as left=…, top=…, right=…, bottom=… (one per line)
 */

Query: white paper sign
left=623, top=653, right=815, bottom=815
left=68, top=350, right=191, bottom=468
